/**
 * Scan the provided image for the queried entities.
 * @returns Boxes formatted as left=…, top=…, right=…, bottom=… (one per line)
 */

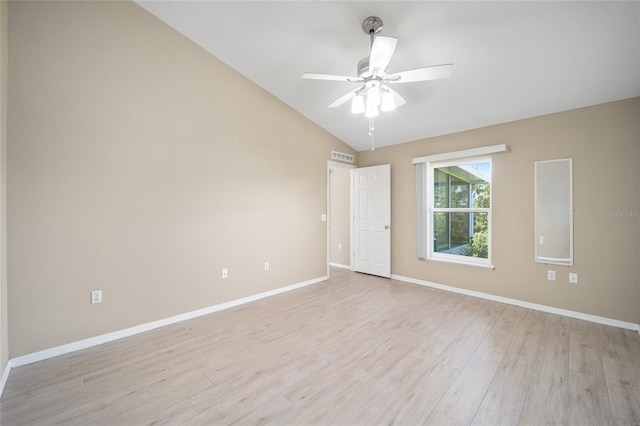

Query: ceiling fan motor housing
left=357, top=56, right=371, bottom=78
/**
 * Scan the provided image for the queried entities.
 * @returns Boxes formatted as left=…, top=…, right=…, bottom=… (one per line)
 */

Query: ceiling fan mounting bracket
left=361, top=16, right=383, bottom=36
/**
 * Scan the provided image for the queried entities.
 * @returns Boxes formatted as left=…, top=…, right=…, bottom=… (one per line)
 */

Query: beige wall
left=7, top=1, right=355, bottom=357
left=1, top=0, right=8, bottom=376
left=359, top=98, right=640, bottom=325
left=329, top=165, right=351, bottom=267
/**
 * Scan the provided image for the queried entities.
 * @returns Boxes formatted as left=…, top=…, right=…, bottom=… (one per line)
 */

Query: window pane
left=433, top=212, right=489, bottom=259
left=434, top=169, right=449, bottom=208
left=433, top=212, right=450, bottom=251
left=472, top=182, right=490, bottom=208
left=470, top=212, right=489, bottom=259
left=433, top=161, right=491, bottom=208
left=450, top=175, right=469, bottom=208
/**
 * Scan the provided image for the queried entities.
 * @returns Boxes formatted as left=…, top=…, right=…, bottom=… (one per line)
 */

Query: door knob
left=384, top=225, right=389, bottom=230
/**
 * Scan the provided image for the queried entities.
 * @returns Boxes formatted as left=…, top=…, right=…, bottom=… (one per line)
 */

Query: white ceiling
left=136, top=1, right=640, bottom=152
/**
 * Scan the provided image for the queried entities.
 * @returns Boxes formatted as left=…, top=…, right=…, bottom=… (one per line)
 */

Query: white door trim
left=327, top=161, right=356, bottom=277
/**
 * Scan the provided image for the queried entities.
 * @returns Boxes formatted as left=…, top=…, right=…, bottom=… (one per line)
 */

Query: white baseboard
left=329, top=262, right=351, bottom=270
left=9, top=275, right=328, bottom=370
left=0, top=359, right=12, bottom=397
left=391, top=274, right=640, bottom=332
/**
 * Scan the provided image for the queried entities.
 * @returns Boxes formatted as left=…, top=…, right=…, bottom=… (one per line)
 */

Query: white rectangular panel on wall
left=535, top=158, right=573, bottom=266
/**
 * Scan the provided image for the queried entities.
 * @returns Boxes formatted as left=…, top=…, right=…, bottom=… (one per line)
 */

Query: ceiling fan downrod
left=361, top=16, right=384, bottom=47
left=357, top=16, right=384, bottom=78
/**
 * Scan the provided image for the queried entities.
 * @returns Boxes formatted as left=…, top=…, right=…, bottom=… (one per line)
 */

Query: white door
left=352, top=164, right=391, bottom=278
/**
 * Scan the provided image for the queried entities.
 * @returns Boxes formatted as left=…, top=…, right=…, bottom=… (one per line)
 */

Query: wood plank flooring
left=1, top=267, right=639, bottom=425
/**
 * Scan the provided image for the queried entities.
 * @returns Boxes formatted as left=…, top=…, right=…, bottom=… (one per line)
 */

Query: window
left=429, top=158, right=491, bottom=266
left=414, top=144, right=506, bottom=269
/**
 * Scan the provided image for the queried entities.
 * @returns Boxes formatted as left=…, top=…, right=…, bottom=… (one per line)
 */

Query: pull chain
left=368, top=117, right=375, bottom=151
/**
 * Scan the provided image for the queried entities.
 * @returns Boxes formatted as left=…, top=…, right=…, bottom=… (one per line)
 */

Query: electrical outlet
left=569, top=273, right=578, bottom=284
left=91, top=290, right=102, bottom=304
left=338, top=243, right=342, bottom=250
left=264, top=261, right=270, bottom=271
left=221, top=268, right=228, bottom=279
left=547, top=270, right=556, bottom=281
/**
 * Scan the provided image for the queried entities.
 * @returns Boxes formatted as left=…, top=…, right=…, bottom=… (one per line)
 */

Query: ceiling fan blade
left=387, top=64, right=453, bottom=83
left=369, top=36, right=398, bottom=74
left=328, top=87, right=361, bottom=108
left=302, top=73, right=360, bottom=82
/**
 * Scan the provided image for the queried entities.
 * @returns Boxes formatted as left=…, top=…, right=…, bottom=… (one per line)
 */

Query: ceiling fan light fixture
left=351, top=95, right=365, bottom=114
left=365, top=102, right=379, bottom=118
left=380, top=88, right=396, bottom=111
left=367, top=85, right=381, bottom=107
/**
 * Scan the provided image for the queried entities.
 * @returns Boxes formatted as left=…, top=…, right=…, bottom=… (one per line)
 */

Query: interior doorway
left=327, top=161, right=355, bottom=277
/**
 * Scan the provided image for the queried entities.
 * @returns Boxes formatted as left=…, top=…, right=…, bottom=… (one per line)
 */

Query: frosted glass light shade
left=351, top=95, right=365, bottom=114
left=367, top=85, right=381, bottom=106
left=380, top=89, right=396, bottom=111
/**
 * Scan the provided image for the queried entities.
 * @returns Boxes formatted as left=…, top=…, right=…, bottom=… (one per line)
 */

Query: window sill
left=425, top=256, right=495, bottom=270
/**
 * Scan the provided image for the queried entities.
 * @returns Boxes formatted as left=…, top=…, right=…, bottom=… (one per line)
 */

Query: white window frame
left=428, top=157, right=492, bottom=268
left=414, top=144, right=507, bottom=270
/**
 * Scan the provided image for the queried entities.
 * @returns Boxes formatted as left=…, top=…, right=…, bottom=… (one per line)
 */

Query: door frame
left=327, top=161, right=356, bottom=277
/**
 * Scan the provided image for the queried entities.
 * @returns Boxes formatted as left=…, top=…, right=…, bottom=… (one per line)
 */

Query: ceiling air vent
left=331, top=151, right=355, bottom=163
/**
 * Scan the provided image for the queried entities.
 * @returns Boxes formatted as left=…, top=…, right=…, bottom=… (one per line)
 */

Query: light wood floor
left=2, top=268, right=639, bottom=425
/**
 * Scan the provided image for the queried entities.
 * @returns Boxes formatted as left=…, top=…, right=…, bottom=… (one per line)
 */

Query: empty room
left=0, top=1, right=639, bottom=425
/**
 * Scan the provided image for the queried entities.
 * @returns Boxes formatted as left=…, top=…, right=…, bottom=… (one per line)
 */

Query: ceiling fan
left=302, top=16, right=453, bottom=119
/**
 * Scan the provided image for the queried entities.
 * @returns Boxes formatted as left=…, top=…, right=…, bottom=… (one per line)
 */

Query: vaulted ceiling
left=136, top=1, right=640, bottom=152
